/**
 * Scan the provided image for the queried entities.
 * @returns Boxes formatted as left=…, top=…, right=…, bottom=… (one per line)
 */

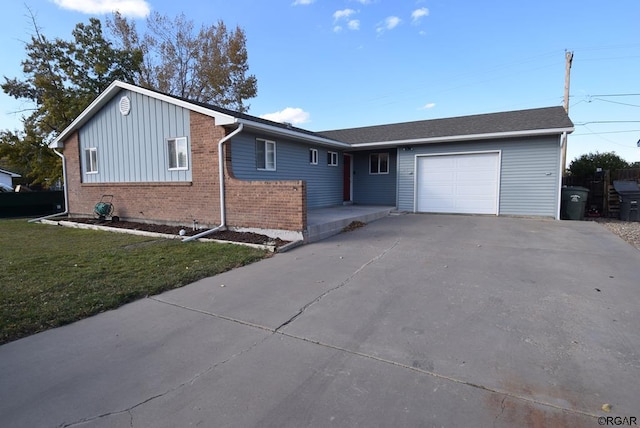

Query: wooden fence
left=563, top=168, right=640, bottom=218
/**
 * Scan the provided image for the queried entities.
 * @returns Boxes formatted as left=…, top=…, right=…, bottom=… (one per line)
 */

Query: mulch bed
left=68, top=218, right=291, bottom=248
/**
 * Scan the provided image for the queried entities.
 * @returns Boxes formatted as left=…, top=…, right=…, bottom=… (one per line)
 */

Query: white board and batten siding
left=398, top=136, right=561, bottom=218
left=79, top=89, right=192, bottom=183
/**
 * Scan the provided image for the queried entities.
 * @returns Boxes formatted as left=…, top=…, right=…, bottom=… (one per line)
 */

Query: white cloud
left=292, top=0, right=315, bottom=5
left=411, top=7, right=429, bottom=24
left=386, top=16, right=402, bottom=29
left=333, top=9, right=359, bottom=31
left=420, top=103, right=436, bottom=110
left=260, top=108, right=310, bottom=125
left=376, top=16, right=401, bottom=34
left=51, top=0, right=150, bottom=17
left=333, top=8, right=356, bottom=22
left=350, top=0, right=372, bottom=4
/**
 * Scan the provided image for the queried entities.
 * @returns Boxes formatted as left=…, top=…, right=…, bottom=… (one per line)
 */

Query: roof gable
left=51, top=81, right=348, bottom=149
left=50, top=81, right=236, bottom=148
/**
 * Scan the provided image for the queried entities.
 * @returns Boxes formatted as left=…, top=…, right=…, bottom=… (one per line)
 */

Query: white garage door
left=416, top=152, right=499, bottom=214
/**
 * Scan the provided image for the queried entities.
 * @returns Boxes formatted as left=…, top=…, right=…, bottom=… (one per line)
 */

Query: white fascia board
left=236, top=118, right=351, bottom=148
left=349, top=127, right=575, bottom=148
left=50, top=81, right=236, bottom=149
left=0, top=168, right=21, bottom=177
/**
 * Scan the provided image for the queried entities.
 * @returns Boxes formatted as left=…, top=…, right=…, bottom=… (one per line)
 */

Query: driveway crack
left=277, top=330, right=600, bottom=421
left=493, top=396, right=506, bottom=427
left=275, top=240, right=400, bottom=332
left=58, top=334, right=270, bottom=428
left=148, top=297, right=274, bottom=333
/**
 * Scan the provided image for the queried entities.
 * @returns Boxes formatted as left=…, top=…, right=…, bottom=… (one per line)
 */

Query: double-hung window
left=256, top=139, right=276, bottom=170
left=168, top=137, right=188, bottom=170
left=327, top=151, right=338, bottom=167
left=369, top=153, right=389, bottom=174
left=85, top=148, right=98, bottom=174
left=309, top=148, right=318, bottom=165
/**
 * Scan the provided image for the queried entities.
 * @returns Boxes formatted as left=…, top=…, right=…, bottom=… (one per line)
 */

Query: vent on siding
left=119, top=96, right=131, bottom=116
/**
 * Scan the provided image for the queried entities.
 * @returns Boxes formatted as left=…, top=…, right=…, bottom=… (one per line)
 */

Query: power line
left=571, top=42, right=640, bottom=52
left=575, top=121, right=640, bottom=125
left=574, top=56, right=640, bottom=62
left=572, top=129, right=640, bottom=136
left=581, top=125, right=638, bottom=148
left=592, top=98, right=640, bottom=108
left=588, top=93, right=640, bottom=97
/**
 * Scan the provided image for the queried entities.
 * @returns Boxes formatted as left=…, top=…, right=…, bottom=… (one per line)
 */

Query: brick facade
left=63, top=111, right=307, bottom=232
left=225, top=167, right=306, bottom=231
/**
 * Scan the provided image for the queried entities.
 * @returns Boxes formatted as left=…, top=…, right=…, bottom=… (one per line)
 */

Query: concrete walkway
left=1, top=214, right=639, bottom=427
left=305, top=204, right=394, bottom=242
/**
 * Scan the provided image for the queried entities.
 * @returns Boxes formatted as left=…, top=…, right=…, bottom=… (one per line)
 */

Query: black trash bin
left=613, top=181, right=640, bottom=222
left=561, top=186, right=589, bottom=220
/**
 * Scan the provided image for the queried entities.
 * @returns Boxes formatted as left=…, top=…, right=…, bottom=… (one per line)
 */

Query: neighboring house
left=0, top=168, right=21, bottom=191
left=50, top=81, right=573, bottom=240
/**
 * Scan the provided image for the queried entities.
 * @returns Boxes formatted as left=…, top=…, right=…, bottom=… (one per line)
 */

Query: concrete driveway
left=1, top=214, right=639, bottom=427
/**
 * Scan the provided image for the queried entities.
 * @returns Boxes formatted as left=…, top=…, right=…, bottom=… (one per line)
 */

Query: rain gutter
left=28, top=148, right=69, bottom=223
left=182, top=123, right=244, bottom=242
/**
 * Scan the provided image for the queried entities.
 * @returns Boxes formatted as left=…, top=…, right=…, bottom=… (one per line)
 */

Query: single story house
left=50, top=81, right=574, bottom=240
left=0, top=168, right=21, bottom=191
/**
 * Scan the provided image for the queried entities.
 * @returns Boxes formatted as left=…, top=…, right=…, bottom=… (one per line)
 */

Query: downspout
left=29, top=148, right=69, bottom=223
left=556, top=132, right=567, bottom=220
left=183, top=123, right=244, bottom=242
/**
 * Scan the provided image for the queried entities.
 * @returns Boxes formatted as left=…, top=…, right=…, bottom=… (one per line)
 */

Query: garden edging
left=39, top=219, right=279, bottom=252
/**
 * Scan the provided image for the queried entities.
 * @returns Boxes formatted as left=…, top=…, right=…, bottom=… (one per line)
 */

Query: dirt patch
left=68, top=218, right=291, bottom=248
left=342, top=221, right=366, bottom=232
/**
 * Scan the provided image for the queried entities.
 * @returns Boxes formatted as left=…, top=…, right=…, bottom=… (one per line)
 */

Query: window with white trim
left=167, top=137, right=188, bottom=170
left=309, top=148, right=318, bottom=165
left=85, top=148, right=98, bottom=174
left=369, top=153, right=389, bottom=174
left=256, top=139, right=276, bottom=170
left=327, top=151, right=338, bottom=167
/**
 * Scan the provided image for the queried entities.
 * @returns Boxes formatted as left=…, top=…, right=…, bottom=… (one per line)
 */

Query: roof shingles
left=318, top=106, right=573, bottom=145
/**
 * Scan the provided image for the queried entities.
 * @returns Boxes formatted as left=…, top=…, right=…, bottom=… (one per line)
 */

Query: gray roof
left=318, top=106, right=573, bottom=145
left=156, top=89, right=342, bottom=143
left=52, top=81, right=573, bottom=150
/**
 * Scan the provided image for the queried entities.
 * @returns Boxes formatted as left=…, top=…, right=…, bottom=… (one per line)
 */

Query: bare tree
left=108, top=12, right=257, bottom=112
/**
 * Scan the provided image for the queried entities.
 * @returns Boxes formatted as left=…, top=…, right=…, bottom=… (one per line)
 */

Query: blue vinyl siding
left=351, top=149, right=397, bottom=206
left=79, top=89, right=191, bottom=183
left=230, top=132, right=343, bottom=208
left=397, top=136, right=561, bottom=217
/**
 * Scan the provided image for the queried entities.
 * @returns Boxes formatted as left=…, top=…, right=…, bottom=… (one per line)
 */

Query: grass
left=0, top=218, right=268, bottom=345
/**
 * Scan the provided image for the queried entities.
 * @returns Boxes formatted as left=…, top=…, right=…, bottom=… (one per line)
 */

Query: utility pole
left=561, top=50, right=573, bottom=176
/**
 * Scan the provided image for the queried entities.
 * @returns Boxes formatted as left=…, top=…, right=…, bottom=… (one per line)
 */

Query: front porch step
left=304, top=207, right=393, bottom=243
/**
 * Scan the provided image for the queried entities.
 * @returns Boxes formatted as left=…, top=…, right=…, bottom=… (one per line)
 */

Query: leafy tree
left=568, top=151, right=630, bottom=178
left=108, top=12, right=257, bottom=112
left=1, top=12, right=142, bottom=185
left=0, top=118, right=60, bottom=188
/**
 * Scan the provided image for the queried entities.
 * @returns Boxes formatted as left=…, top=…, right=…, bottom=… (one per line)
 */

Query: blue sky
left=1, top=0, right=639, bottom=164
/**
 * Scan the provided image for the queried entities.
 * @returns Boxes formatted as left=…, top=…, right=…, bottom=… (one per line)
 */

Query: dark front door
left=343, top=154, right=352, bottom=202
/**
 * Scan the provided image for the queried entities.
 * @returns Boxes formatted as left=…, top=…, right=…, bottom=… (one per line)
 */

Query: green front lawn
left=0, top=219, right=268, bottom=345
